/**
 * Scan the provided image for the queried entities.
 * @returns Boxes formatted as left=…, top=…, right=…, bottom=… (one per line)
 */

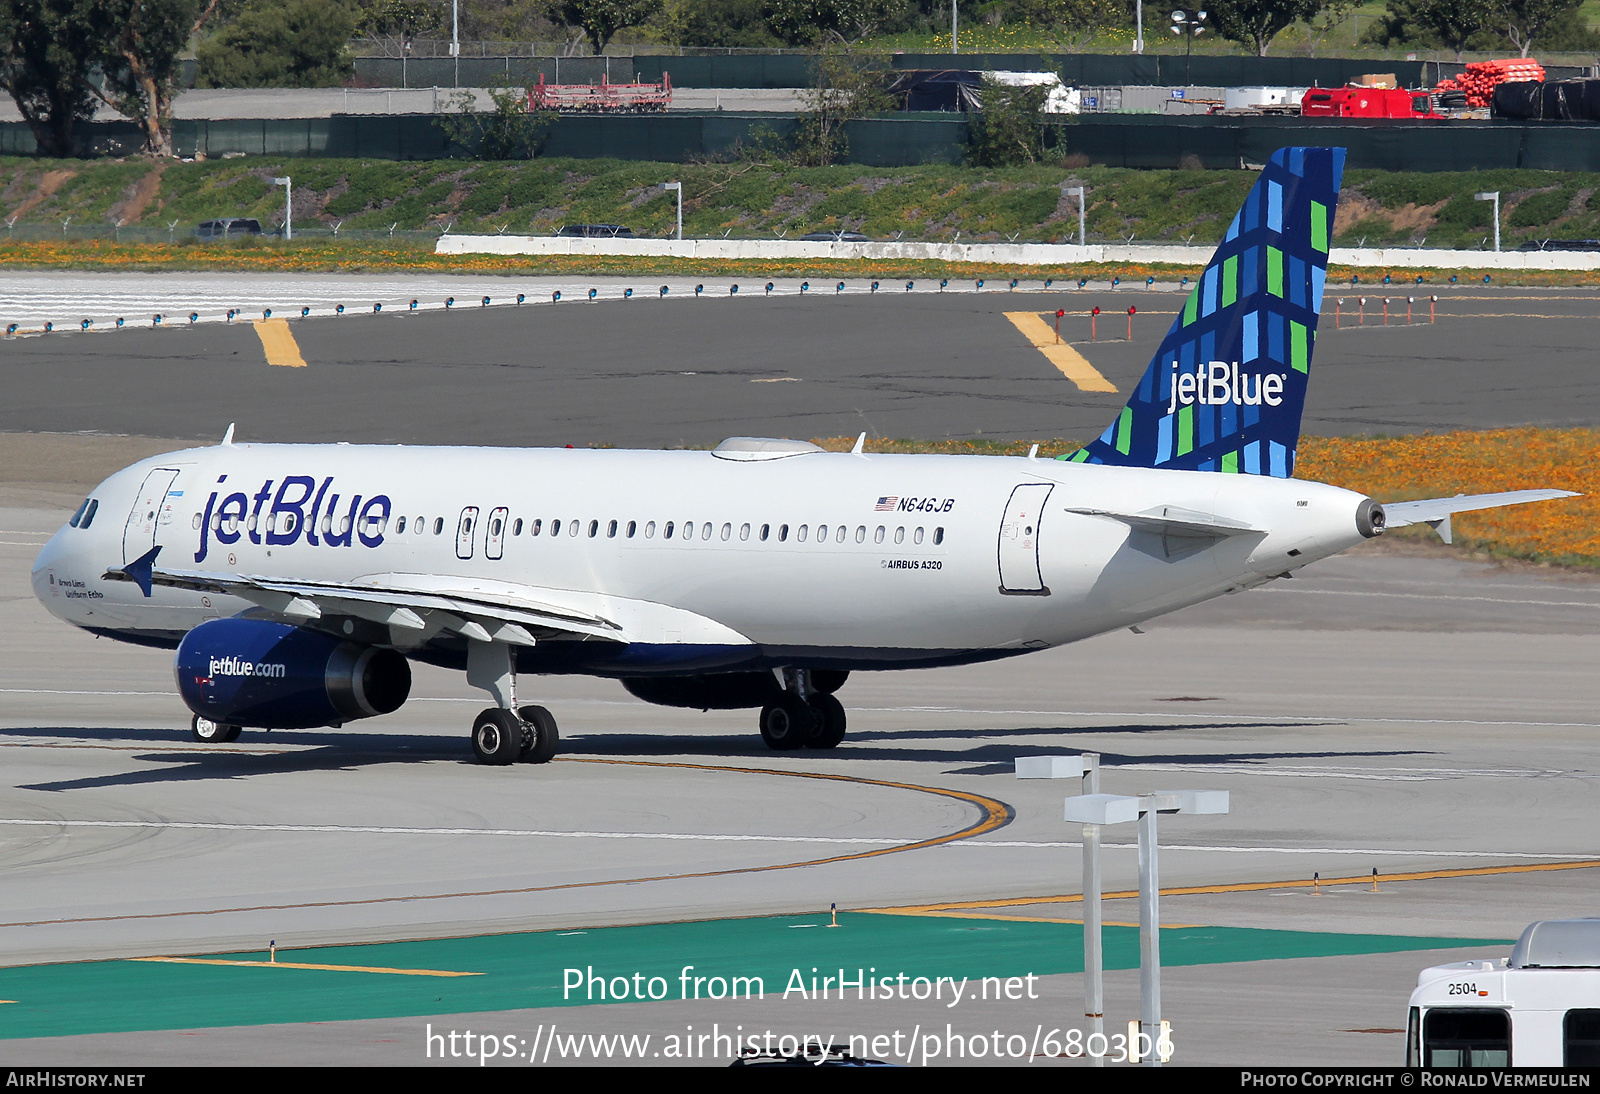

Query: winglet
left=120, top=546, right=162, bottom=598
left=851, top=432, right=866, bottom=455
left=221, top=423, right=235, bottom=446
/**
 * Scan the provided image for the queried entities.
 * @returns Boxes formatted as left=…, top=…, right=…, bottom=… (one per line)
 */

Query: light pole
left=1063, top=185, right=1088, bottom=247
left=661, top=181, right=682, bottom=240
left=1017, top=755, right=1105, bottom=1064
left=272, top=176, right=291, bottom=240
left=1169, top=10, right=1207, bottom=87
left=952, top=0, right=959, bottom=54
left=1475, top=191, right=1501, bottom=252
left=451, top=0, right=460, bottom=88
left=1134, top=0, right=1145, bottom=54
left=1061, top=787, right=1230, bottom=1066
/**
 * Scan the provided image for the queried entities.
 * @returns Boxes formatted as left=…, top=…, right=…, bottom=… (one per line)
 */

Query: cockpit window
left=69, top=498, right=90, bottom=527
left=79, top=499, right=99, bottom=530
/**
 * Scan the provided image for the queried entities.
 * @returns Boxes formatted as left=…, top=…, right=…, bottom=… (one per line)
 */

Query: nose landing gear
left=191, top=714, right=241, bottom=743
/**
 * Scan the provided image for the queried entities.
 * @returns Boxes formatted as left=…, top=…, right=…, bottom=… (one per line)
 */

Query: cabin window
left=490, top=517, right=503, bottom=537
left=550, top=518, right=561, bottom=537
left=607, top=520, right=618, bottom=538
left=778, top=524, right=789, bottom=542
left=664, top=521, right=675, bottom=539
left=627, top=521, right=637, bottom=538
left=740, top=523, right=750, bottom=541
left=530, top=519, right=542, bottom=536
left=1423, top=1009, right=1510, bottom=1067
left=395, top=516, right=407, bottom=534
left=759, top=523, right=769, bottom=541
left=192, top=512, right=202, bottom=530
left=588, top=520, right=599, bottom=538
left=210, top=513, right=221, bottom=532
left=933, top=527, right=944, bottom=545
left=855, top=525, right=865, bottom=543
left=645, top=521, right=656, bottom=538
left=512, top=518, right=522, bottom=536
left=835, top=525, right=846, bottom=543
left=914, top=527, right=924, bottom=544
left=797, top=525, right=808, bottom=543
left=1566, top=1010, right=1600, bottom=1066
left=721, top=522, right=731, bottom=541
left=433, top=517, right=444, bottom=535
left=568, top=519, right=579, bottom=537
left=414, top=516, right=424, bottom=534
left=874, top=526, right=885, bottom=544
left=817, top=524, right=828, bottom=542
left=894, top=526, right=905, bottom=544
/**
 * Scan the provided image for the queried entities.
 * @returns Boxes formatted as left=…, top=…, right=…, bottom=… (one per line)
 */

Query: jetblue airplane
left=30, top=148, right=1573, bottom=764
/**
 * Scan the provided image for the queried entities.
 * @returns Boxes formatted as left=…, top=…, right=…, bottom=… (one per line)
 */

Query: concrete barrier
left=438, top=234, right=1600, bottom=270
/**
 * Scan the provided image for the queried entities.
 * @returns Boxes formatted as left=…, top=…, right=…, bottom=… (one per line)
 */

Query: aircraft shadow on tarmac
left=4, top=723, right=1430, bottom=792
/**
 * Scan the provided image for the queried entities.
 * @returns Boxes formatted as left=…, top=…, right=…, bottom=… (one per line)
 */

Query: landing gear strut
left=759, top=669, right=847, bottom=751
left=466, top=640, right=558, bottom=765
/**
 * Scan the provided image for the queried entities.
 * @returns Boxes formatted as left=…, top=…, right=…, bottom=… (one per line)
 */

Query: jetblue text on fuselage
left=194, top=475, right=392, bottom=563
left=1165, top=361, right=1286, bottom=415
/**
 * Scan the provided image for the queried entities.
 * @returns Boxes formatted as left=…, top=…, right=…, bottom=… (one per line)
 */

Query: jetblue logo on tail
left=1064, top=146, right=1344, bottom=478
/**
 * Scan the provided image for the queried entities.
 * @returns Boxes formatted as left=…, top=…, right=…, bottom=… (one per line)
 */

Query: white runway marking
left=1262, top=587, right=1600, bottom=609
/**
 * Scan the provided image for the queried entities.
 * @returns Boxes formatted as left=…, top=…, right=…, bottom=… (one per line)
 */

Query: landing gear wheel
left=517, top=705, right=559, bottom=764
left=191, top=715, right=239, bottom=743
left=804, top=693, right=846, bottom=749
left=759, top=694, right=814, bottom=751
left=471, top=708, right=521, bottom=765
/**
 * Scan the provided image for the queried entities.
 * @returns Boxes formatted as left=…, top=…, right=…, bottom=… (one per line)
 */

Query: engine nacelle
left=175, top=618, right=411, bottom=729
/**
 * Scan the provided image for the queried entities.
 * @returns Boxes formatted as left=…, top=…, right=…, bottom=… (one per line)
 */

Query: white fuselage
left=32, top=443, right=1375, bottom=675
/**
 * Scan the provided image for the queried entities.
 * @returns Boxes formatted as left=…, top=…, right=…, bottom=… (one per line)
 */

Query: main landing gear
left=191, top=714, right=240, bottom=743
left=759, top=669, right=847, bottom=752
left=466, top=640, right=558, bottom=766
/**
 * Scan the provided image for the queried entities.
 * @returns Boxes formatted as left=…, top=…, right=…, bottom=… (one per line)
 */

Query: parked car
left=196, top=218, right=263, bottom=240
left=556, top=224, right=635, bottom=238
left=800, top=230, right=870, bottom=242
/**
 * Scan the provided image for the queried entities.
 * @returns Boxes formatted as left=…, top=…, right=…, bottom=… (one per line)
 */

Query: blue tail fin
left=1064, top=147, right=1345, bottom=477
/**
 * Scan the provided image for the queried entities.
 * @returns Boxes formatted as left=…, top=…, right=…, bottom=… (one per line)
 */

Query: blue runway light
left=189, top=313, right=198, bottom=324
left=870, top=281, right=879, bottom=293
left=301, top=307, right=310, bottom=318
left=43, top=321, right=52, bottom=332
left=906, top=281, right=914, bottom=291
left=335, top=304, right=344, bottom=315
left=373, top=303, right=382, bottom=312
left=694, top=284, right=703, bottom=296
left=516, top=293, right=525, bottom=304
left=409, top=299, right=418, bottom=310
left=262, top=309, right=271, bottom=319
left=445, top=297, right=454, bottom=309
left=81, top=319, right=90, bottom=330
left=115, top=318, right=124, bottom=328
left=659, top=285, right=668, bottom=297
left=836, top=281, right=844, bottom=294
left=730, top=284, right=738, bottom=295
left=765, top=282, right=774, bottom=295
left=624, top=288, right=633, bottom=299
left=800, top=281, right=809, bottom=294
left=552, top=291, right=561, bottom=302
left=481, top=296, right=490, bottom=307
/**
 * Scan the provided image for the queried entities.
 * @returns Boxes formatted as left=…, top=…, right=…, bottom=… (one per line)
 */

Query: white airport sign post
left=1060, top=787, right=1229, bottom=1066
left=1475, top=191, right=1501, bottom=252
left=1017, top=755, right=1106, bottom=1063
left=1062, top=185, right=1088, bottom=248
left=661, top=181, right=683, bottom=240
left=273, top=177, right=291, bottom=240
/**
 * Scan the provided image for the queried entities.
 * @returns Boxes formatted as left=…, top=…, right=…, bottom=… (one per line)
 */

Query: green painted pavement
left=0, top=914, right=1508, bottom=1040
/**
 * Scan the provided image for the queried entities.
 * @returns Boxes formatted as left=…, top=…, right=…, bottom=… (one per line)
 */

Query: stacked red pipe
left=1434, top=58, right=1545, bottom=107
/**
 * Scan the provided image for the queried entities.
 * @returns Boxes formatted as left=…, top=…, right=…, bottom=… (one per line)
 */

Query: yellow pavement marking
left=859, top=858, right=1600, bottom=916
left=131, top=956, right=480, bottom=977
left=252, top=318, right=306, bottom=368
left=0, top=1000, right=14, bottom=1004
left=1003, top=311, right=1117, bottom=392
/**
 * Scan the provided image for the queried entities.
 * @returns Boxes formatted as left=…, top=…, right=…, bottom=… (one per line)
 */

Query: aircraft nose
left=31, top=526, right=80, bottom=616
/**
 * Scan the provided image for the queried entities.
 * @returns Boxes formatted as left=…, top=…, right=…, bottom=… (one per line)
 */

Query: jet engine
left=174, top=617, right=411, bottom=729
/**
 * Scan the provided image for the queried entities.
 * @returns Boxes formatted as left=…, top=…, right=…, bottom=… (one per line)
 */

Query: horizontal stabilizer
left=1066, top=504, right=1263, bottom=540
left=1383, top=489, right=1579, bottom=544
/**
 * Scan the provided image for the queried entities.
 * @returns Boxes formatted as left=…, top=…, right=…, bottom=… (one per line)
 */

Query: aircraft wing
left=1382, top=489, right=1580, bottom=544
left=103, top=558, right=626, bottom=644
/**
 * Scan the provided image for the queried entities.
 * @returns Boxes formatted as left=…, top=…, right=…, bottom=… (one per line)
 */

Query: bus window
left=1566, top=1009, right=1600, bottom=1066
left=1407, top=1007, right=1419, bottom=1067
left=1423, top=1008, right=1511, bottom=1067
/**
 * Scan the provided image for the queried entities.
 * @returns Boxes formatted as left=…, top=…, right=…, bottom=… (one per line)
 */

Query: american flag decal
left=875, top=496, right=898, bottom=511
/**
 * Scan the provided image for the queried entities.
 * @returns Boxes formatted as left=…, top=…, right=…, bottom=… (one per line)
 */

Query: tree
left=1367, top=0, right=1503, bottom=60
left=966, top=76, right=1050, bottom=167
left=549, top=0, right=662, bottom=53
left=439, top=82, right=558, bottom=158
left=353, top=0, right=444, bottom=55
left=1503, top=0, right=1581, bottom=56
left=792, top=46, right=892, bottom=166
left=98, top=0, right=222, bottom=157
left=1205, top=0, right=1323, bottom=56
left=0, top=0, right=127, bottom=157
left=1007, top=0, right=1122, bottom=46
left=765, top=0, right=905, bottom=44
left=1305, top=0, right=1353, bottom=57
left=196, top=0, right=356, bottom=88
left=663, top=0, right=784, bottom=47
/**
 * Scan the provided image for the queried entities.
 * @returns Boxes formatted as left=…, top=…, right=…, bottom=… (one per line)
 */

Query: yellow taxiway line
left=1003, top=311, right=1117, bottom=392
left=252, top=318, right=306, bottom=367
left=131, top=956, right=481, bottom=977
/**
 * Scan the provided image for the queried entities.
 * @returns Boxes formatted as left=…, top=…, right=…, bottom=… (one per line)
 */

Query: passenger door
left=997, top=483, right=1053, bottom=596
left=121, top=468, right=181, bottom=564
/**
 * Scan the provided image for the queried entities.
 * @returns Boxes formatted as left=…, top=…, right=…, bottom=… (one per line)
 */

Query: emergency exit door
left=997, top=483, right=1053, bottom=595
